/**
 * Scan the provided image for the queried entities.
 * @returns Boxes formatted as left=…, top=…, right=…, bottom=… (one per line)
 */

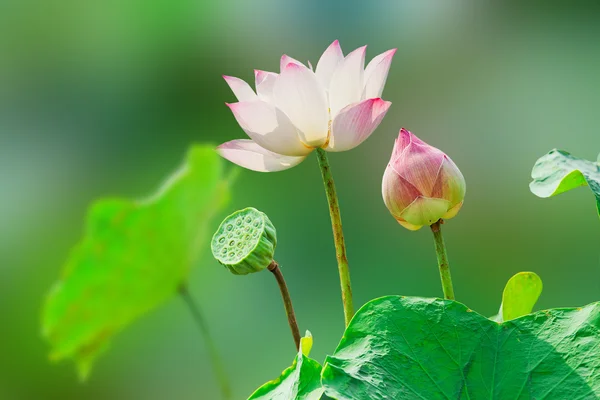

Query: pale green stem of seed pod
left=211, top=207, right=277, bottom=275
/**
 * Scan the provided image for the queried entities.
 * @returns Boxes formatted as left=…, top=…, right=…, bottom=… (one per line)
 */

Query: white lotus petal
left=273, top=64, right=329, bottom=147
left=315, top=40, right=344, bottom=91
left=363, top=49, right=396, bottom=99
left=329, top=46, right=366, bottom=117
left=254, top=70, right=278, bottom=103
left=223, top=76, right=257, bottom=102
left=326, top=98, right=391, bottom=152
left=227, top=100, right=311, bottom=157
left=217, top=140, right=306, bottom=172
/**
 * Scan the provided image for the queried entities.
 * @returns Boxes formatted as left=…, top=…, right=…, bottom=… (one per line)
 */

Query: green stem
left=179, top=286, right=232, bottom=400
left=315, top=148, right=354, bottom=326
left=430, top=220, right=455, bottom=300
left=268, top=260, right=301, bottom=351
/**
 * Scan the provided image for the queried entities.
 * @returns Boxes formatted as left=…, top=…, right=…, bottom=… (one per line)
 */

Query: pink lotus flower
left=217, top=40, right=395, bottom=172
left=382, top=129, right=466, bottom=231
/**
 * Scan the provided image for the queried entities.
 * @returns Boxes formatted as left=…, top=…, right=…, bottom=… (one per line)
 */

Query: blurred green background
left=1, top=1, right=600, bottom=398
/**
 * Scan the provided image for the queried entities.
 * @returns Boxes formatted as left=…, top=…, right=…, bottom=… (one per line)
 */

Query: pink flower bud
left=382, top=128, right=466, bottom=231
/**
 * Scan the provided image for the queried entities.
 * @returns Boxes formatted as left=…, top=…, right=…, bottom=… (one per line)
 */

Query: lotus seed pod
left=382, top=128, right=466, bottom=231
left=211, top=207, right=277, bottom=275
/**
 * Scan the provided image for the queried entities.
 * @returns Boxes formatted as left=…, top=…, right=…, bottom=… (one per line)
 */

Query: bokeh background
left=2, top=1, right=600, bottom=398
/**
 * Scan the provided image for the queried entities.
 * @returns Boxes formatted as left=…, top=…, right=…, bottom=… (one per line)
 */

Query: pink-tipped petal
left=394, top=128, right=413, bottom=154
left=326, top=98, right=391, bottom=152
left=223, top=76, right=257, bottom=102
left=315, top=40, right=344, bottom=90
left=328, top=46, right=367, bottom=117
left=217, top=140, right=306, bottom=172
left=393, top=137, right=446, bottom=197
left=254, top=70, right=278, bottom=103
left=273, top=64, right=329, bottom=147
left=280, top=55, right=306, bottom=72
left=363, top=49, right=396, bottom=99
left=227, top=100, right=311, bottom=157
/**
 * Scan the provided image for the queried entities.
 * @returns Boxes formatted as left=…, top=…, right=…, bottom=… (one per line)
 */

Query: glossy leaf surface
left=322, top=296, right=600, bottom=399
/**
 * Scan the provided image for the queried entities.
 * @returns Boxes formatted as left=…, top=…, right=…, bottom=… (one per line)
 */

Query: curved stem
left=179, top=286, right=232, bottom=400
left=315, top=148, right=354, bottom=326
left=430, top=220, right=455, bottom=300
left=268, top=260, right=301, bottom=350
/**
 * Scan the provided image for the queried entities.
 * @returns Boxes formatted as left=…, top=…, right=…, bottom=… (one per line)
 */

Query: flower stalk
left=179, top=286, right=232, bottom=400
left=316, top=148, right=354, bottom=326
left=267, top=260, right=301, bottom=350
left=430, top=220, right=455, bottom=300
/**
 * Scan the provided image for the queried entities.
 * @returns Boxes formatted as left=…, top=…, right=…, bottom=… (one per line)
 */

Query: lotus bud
left=211, top=207, right=277, bottom=275
left=382, top=128, right=466, bottom=231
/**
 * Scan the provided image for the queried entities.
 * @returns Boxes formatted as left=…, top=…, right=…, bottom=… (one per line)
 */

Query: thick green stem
left=179, top=286, right=232, bottom=400
left=430, top=220, right=455, bottom=300
left=268, top=260, right=301, bottom=351
left=316, top=148, right=354, bottom=326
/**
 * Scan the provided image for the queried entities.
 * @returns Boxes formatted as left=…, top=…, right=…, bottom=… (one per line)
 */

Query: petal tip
left=347, top=45, right=367, bottom=58
left=375, top=98, right=392, bottom=112
left=284, top=62, right=302, bottom=71
left=372, top=97, right=390, bottom=104
left=329, top=39, right=341, bottom=50
left=215, top=142, right=227, bottom=152
left=366, top=97, right=390, bottom=109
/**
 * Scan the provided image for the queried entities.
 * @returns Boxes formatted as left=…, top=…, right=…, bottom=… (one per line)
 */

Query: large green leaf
left=42, top=145, right=232, bottom=378
left=322, top=296, right=600, bottom=399
left=530, top=149, right=600, bottom=216
left=248, top=332, right=324, bottom=400
left=493, top=271, right=543, bottom=322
